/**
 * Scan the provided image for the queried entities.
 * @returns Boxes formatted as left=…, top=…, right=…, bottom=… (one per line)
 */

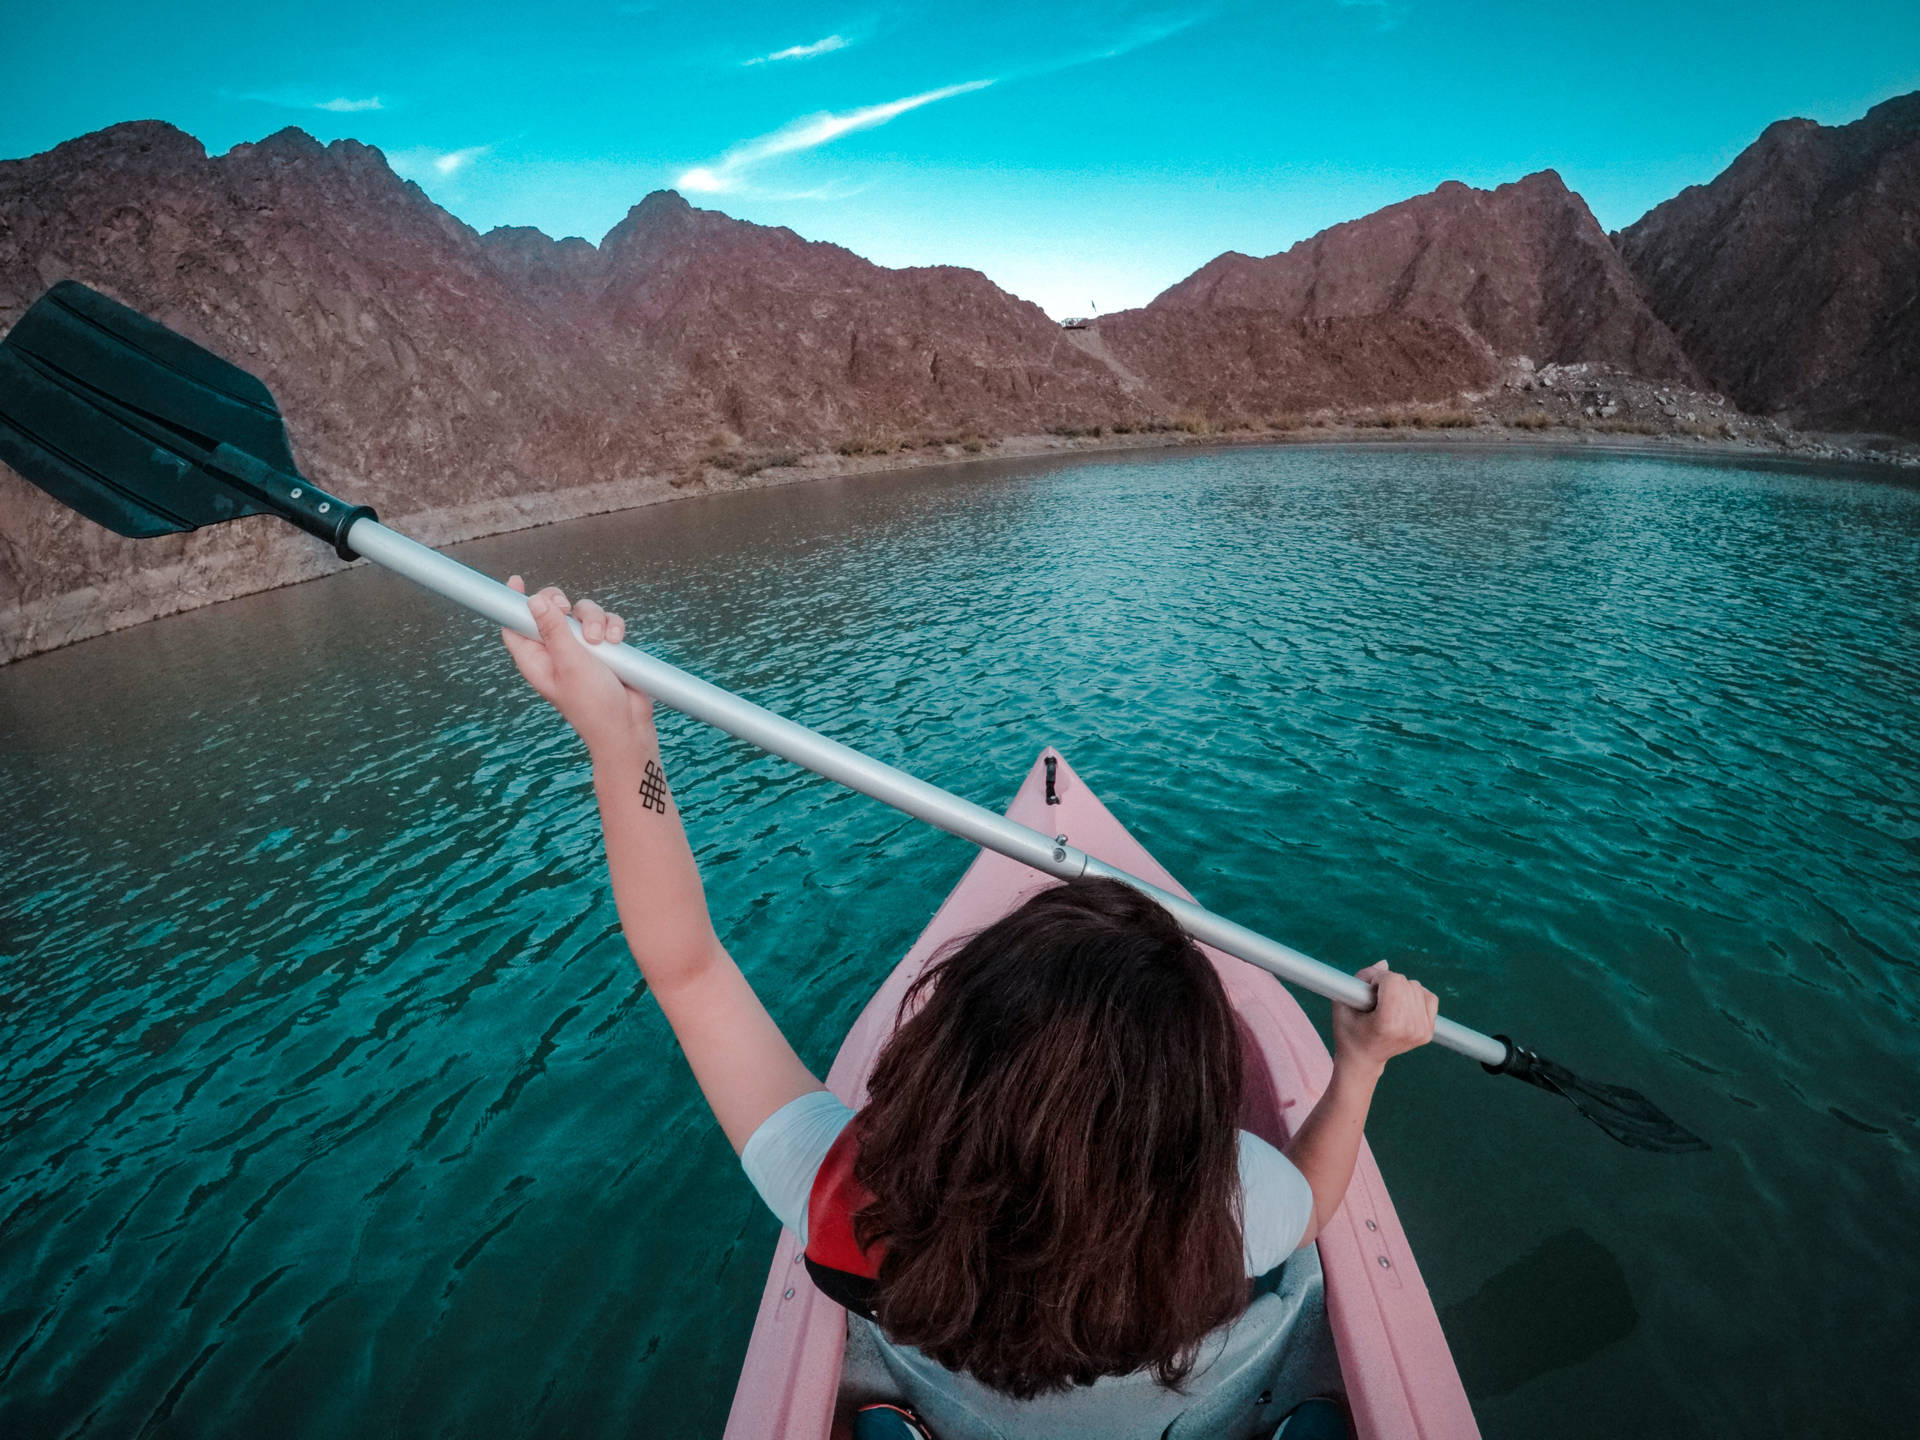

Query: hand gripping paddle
left=0, top=280, right=1709, bottom=1152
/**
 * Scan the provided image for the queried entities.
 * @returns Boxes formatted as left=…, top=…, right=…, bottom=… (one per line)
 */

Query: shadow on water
left=1442, top=1229, right=1636, bottom=1400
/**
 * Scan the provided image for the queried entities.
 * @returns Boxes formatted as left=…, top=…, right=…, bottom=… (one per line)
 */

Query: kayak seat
left=1160, top=1243, right=1345, bottom=1440
left=828, top=1242, right=1343, bottom=1440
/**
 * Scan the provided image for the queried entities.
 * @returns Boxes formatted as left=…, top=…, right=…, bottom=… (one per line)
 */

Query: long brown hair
left=852, top=876, right=1247, bottom=1397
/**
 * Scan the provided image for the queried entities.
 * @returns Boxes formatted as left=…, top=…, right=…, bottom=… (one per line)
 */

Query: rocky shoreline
left=5, top=417, right=1911, bottom=668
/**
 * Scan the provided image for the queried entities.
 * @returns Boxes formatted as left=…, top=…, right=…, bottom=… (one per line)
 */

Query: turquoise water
left=1, top=445, right=1916, bottom=1439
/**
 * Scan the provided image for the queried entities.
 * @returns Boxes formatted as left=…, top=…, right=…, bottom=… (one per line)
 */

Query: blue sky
left=7, top=1, right=1917, bottom=317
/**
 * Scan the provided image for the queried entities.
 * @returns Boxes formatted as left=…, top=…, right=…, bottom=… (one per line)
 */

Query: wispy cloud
left=1020, top=8, right=1209, bottom=77
left=389, top=144, right=492, bottom=182
left=230, top=87, right=389, bottom=114
left=678, top=79, right=993, bottom=194
left=676, top=13, right=1199, bottom=199
left=433, top=145, right=489, bottom=175
left=1084, top=10, right=1207, bottom=62
left=744, top=34, right=850, bottom=66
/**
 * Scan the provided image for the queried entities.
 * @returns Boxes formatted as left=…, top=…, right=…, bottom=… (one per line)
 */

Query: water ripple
left=1, top=446, right=1917, bottom=1438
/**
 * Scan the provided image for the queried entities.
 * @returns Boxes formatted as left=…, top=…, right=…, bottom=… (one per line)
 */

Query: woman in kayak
left=502, top=582, right=1438, bottom=1439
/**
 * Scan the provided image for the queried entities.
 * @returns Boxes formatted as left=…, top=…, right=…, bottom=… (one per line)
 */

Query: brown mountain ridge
left=1619, top=91, right=1920, bottom=437
left=0, top=121, right=1135, bottom=659
left=2, top=97, right=1915, bottom=662
left=1096, top=169, right=1700, bottom=420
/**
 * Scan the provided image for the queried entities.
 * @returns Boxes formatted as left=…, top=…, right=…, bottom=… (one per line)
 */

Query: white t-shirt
left=741, top=1088, right=1314, bottom=1277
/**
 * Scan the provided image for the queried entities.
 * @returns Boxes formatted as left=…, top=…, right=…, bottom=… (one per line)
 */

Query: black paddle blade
left=0, top=280, right=295, bottom=536
left=0, top=281, right=371, bottom=555
left=1488, top=1037, right=1710, bottom=1153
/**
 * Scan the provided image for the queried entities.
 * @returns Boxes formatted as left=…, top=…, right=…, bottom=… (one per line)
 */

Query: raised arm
left=1284, top=961, right=1437, bottom=1244
left=501, top=579, right=821, bottom=1151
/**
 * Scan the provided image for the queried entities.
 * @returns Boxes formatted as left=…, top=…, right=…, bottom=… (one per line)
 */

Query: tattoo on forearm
left=639, top=759, right=669, bottom=814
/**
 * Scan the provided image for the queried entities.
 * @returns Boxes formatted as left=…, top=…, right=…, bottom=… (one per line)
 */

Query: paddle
left=0, top=280, right=1709, bottom=1152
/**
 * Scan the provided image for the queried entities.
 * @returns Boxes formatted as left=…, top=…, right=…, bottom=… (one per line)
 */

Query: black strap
left=805, top=1256, right=880, bottom=1319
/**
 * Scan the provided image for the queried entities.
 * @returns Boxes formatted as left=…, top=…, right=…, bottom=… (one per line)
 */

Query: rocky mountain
left=581, top=189, right=1127, bottom=445
left=0, top=122, right=1134, bottom=660
left=1100, top=311, right=1501, bottom=418
left=1101, top=170, right=1697, bottom=418
left=1618, top=91, right=1920, bottom=438
left=0, top=122, right=654, bottom=660
left=2, top=104, right=1911, bottom=664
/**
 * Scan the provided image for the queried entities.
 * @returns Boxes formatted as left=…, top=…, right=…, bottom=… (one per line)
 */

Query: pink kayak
left=724, top=749, right=1478, bottom=1440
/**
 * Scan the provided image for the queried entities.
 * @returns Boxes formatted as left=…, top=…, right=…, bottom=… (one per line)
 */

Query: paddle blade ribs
left=0, top=281, right=372, bottom=557
left=1490, top=1038, right=1711, bottom=1153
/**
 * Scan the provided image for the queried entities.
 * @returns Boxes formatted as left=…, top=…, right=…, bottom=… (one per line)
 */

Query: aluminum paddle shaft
left=348, top=517, right=1507, bottom=1068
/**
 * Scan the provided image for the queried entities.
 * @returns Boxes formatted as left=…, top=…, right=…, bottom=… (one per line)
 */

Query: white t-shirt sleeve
left=1239, top=1130, right=1315, bottom=1274
left=744, top=1103, right=1309, bottom=1268
left=740, top=1089, right=856, bottom=1244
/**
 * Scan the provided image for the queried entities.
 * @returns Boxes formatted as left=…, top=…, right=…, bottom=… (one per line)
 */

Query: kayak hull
left=724, top=749, right=1477, bottom=1440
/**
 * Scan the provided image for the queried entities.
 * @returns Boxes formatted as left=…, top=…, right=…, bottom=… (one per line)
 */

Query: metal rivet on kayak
left=318, top=502, right=331, bottom=513
left=1053, top=847, right=1066, bottom=862
left=1257, top=1391, right=1272, bottom=1407
left=1377, top=1254, right=1391, bottom=1269
left=1365, top=1218, right=1378, bottom=1231
left=289, top=487, right=302, bottom=498
left=784, top=1287, right=795, bottom=1300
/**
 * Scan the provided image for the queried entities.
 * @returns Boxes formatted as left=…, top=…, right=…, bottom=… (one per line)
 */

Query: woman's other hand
left=499, top=575, right=652, bottom=763
left=1331, top=961, right=1438, bottom=1078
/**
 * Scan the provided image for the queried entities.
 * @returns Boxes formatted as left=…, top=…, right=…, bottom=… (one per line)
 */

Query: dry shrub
left=1588, top=418, right=1662, bottom=436
left=1358, top=408, right=1459, bottom=428
left=737, top=450, right=801, bottom=476
left=1265, top=414, right=1307, bottom=432
left=836, top=430, right=907, bottom=457
left=1508, top=411, right=1557, bottom=431
left=921, top=430, right=991, bottom=453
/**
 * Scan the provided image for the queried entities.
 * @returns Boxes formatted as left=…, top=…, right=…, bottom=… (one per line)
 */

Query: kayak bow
left=725, top=750, right=1480, bottom=1440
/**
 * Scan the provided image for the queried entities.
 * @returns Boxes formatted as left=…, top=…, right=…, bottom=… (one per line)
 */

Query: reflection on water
left=2, top=446, right=1917, bottom=1438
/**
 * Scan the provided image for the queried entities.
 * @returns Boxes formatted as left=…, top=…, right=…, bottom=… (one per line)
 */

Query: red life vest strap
left=804, top=1120, right=885, bottom=1318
